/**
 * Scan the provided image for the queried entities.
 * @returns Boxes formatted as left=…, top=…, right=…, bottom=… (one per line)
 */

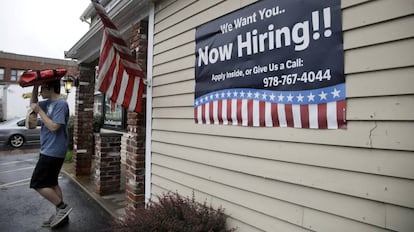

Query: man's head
left=40, top=80, right=61, bottom=98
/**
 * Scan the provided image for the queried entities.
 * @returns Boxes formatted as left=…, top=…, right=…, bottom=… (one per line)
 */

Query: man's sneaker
left=50, top=205, right=72, bottom=228
left=42, top=214, right=69, bottom=227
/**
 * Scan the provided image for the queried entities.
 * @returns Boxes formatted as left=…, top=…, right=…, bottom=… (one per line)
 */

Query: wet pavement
left=0, top=152, right=115, bottom=232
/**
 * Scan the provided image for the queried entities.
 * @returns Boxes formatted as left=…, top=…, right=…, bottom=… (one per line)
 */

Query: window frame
left=95, top=93, right=127, bottom=131
left=10, top=69, right=25, bottom=81
left=0, top=68, right=5, bottom=80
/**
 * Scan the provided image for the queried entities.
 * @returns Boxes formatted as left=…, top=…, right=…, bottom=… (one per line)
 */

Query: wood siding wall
left=151, top=0, right=414, bottom=231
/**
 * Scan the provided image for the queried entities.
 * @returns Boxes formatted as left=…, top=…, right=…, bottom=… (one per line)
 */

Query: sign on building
left=194, top=0, right=345, bottom=129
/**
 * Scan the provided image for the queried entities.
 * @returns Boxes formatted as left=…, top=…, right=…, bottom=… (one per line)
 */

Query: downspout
left=145, top=2, right=155, bottom=206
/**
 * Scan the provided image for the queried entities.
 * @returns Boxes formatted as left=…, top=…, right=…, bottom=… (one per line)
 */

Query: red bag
left=19, top=69, right=67, bottom=87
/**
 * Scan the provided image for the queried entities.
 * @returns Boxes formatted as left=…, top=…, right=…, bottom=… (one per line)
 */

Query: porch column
left=124, top=109, right=146, bottom=219
left=73, top=64, right=95, bottom=176
left=124, top=20, right=148, bottom=220
left=94, top=133, right=122, bottom=195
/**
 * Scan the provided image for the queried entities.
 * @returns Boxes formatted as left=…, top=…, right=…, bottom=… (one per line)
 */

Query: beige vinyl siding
left=151, top=0, right=414, bottom=231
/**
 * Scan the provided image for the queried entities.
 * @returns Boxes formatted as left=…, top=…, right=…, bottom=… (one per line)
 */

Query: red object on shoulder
left=18, top=69, right=67, bottom=87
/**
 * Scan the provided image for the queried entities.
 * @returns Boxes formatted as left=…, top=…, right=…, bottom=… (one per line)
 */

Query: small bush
left=65, top=150, right=73, bottom=162
left=114, top=192, right=236, bottom=232
left=67, top=115, right=74, bottom=150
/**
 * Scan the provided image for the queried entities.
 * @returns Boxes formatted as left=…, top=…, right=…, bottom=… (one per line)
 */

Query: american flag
left=194, top=84, right=346, bottom=129
left=92, top=0, right=145, bottom=113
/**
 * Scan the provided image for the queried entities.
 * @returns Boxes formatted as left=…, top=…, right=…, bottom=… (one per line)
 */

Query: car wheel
left=9, top=134, right=24, bottom=148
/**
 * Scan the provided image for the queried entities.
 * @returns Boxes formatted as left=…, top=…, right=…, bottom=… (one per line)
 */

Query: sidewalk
left=61, top=161, right=126, bottom=220
left=0, top=152, right=115, bottom=231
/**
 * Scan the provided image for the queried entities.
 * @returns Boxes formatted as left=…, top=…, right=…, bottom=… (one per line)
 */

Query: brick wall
left=94, top=133, right=122, bottom=195
left=124, top=20, right=148, bottom=219
left=0, top=51, right=78, bottom=83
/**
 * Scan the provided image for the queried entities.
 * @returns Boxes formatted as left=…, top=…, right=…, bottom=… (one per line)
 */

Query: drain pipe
left=145, top=2, right=154, bottom=206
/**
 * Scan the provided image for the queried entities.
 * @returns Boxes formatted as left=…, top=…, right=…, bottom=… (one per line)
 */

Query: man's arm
left=34, top=107, right=61, bottom=132
left=29, top=86, right=61, bottom=132
left=30, top=85, right=39, bottom=104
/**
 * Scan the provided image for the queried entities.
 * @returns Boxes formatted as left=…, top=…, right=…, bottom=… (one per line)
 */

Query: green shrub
left=114, top=192, right=236, bottom=232
left=65, top=150, right=73, bottom=162
left=67, top=115, right=74, bottom=150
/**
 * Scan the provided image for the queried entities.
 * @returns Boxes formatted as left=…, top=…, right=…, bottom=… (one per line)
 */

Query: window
left=0, top=68, right=4, bottom=80
left=94, top=66, right=127, bottom=131
left=10, top=69, right=25, bottom=81
left=94, top=93, right=126, bottom=131
left=103, top=95, right=126, bottom=130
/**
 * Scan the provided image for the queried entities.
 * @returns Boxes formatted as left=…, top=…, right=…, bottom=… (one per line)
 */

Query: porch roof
left=65, top=0, right=152, bottom=64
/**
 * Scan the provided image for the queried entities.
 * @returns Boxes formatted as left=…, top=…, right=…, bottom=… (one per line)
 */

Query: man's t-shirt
left=39, top=98, right=69, bottom=158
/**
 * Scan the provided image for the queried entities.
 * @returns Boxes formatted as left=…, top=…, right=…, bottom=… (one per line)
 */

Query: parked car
left=0, top=117, right=41, bottom=148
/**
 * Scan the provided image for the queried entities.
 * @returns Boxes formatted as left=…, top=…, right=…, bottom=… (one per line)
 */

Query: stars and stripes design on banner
left=92, top=0, right=145, bottom=113
left=194, top=83, right=346, bottom=129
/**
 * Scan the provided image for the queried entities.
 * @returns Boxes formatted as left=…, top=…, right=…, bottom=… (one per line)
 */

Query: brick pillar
left=124, top=20, right=148, bottom=220
left=94, top=133, right=122, bottom=195
left=124, top=108, right=146, bottom=219
left=73, top=64, right=95, bottom=176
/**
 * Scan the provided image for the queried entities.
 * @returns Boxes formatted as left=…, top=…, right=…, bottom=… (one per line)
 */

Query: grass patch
left=65, top=150, right=73, bottom=162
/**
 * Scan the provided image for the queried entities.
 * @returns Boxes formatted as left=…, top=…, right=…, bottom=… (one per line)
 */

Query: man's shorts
left=30, top=154, right=65, bottom=189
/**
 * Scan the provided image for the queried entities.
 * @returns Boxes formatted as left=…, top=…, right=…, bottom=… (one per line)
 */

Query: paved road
left=0, top=152, right=114, bottom=232
left=0, top=143, right=39, bottom=154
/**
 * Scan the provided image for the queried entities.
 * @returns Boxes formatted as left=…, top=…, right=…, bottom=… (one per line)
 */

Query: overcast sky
left=0, top=0, right=91, bottom=60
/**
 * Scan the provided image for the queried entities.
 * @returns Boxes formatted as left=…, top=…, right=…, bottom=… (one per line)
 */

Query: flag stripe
left=271, top=103, right=279, bottom=127
left=327, top=101, right=338, bottom=129
left=300, top=105, right=310, bottom=128
left=222, top=99, right=228, bottom=125
left=105, top=53, right=119, bottom=98
left=205, top=102, right=210, bottom=124
left=129, top=77, right=139, bottom=112
left=122, top=74, right=135, bottom=110
left=285, top=104, right=294, bottom=128
left=201, top=104, right=206, bottom=124
left=99, top=51, right=117, bottom=93
left=318, top=104, right=328, bottom=129
left=213, top=100, right=219, bottom=124
left=309, top=104, right=318, bottom=128
left=109, top=58, right=124, bottom=103
left=292, top=104, right=301, bottom=128
left=337, top=100, right=346, bottom=129
left=231, top=99, right=237, bottom=125
left=241, top=99, right=247, bottom=126
left=117, top=71, right=129, bottom=105
left=247, top=100, right=253, bottom=127
left=209, top=101, right=214, bottom=124
left=278, top=104, right=287, bottom=127
left=217, top=100, right=223, bottom=124
left=194, top=107, right=199, bottom=124
left=259, top=101, right=266, bottom=127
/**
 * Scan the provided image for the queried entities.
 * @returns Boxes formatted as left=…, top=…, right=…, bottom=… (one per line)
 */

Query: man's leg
left=31, top=155, right=71, bottom=227
left=38, top=185, right=69, bottom=227
left=52, top=185, right=63, bottom=202
left=36, top=186, right=62, bottom=205
left=44, top=186, right=72, bottom=228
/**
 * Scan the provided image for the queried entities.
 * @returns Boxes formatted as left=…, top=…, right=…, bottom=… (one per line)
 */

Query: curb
left=61, top=170, right=122, bottom=221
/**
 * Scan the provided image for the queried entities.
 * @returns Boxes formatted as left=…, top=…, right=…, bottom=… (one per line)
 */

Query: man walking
left=29, top=80, right=72, bottom=228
